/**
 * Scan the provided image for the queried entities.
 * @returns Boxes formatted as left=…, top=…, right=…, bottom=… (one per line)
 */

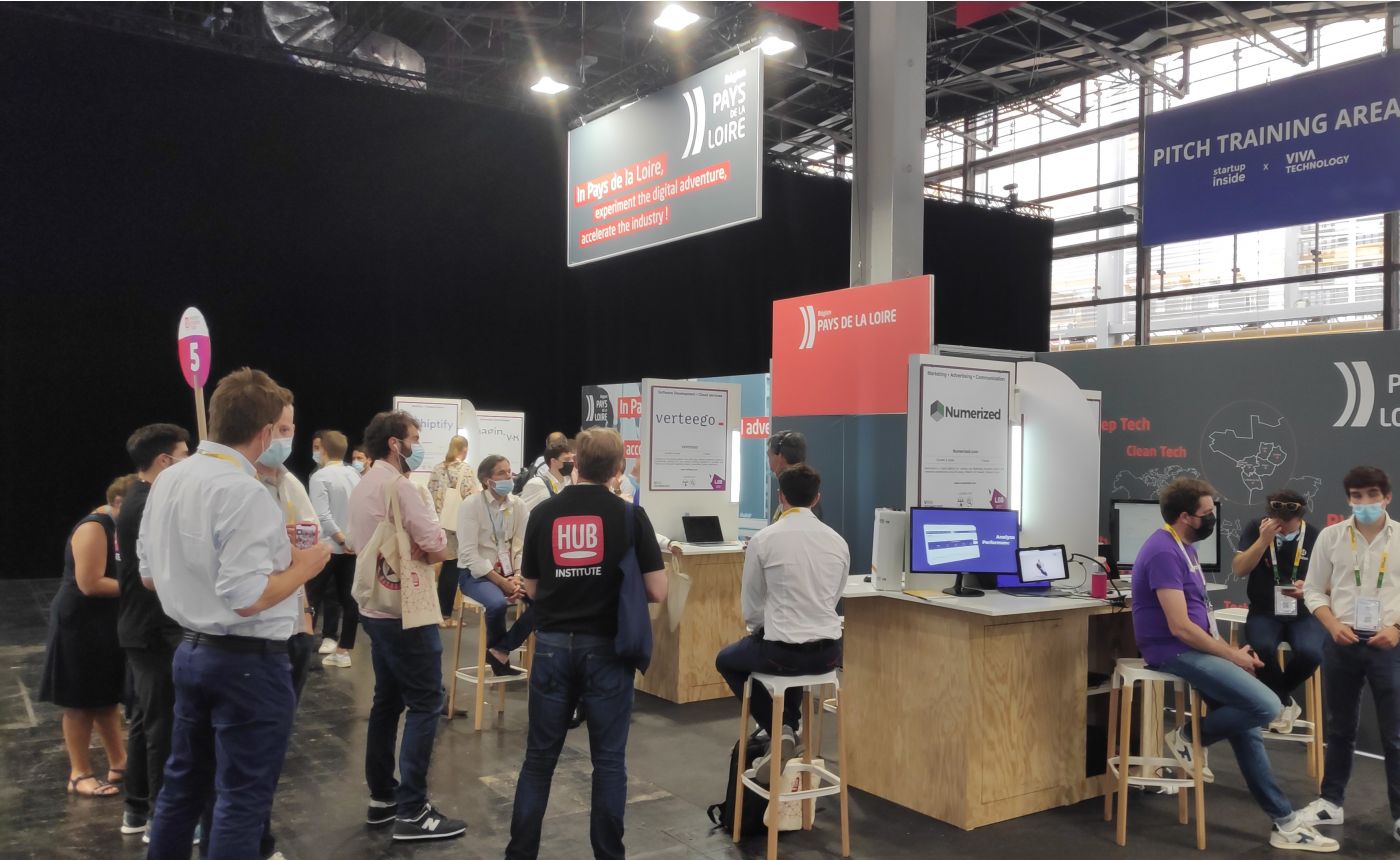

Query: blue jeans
left=148, top=640, right=295, bottom=860
left=506, top=632, right=633, bottom=860
left=361, top=617, right=444, bottom=812
left=1246, top=612, right=1326, bottom=706
left=459, top=572, right=536, bottom=654
left=1158, top=649, right=1292, bottom=821
left=1321, top=640, right=1400, bottom=817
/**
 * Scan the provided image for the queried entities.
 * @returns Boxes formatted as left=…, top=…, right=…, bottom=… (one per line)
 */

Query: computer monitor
left=909, top=507, right=1019, bottom=597
left=1016, top=545, right=1070, bottom=587
left=1110, top=499, right=1221, bottom=572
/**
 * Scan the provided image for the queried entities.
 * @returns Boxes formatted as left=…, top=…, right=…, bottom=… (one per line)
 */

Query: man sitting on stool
left=1132, top=478, right=1336, bottom=852
left=716, top=464, right=846, bottom=783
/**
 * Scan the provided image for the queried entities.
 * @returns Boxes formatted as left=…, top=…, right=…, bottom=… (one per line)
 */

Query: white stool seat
left=1112, top=658, right=1189, bottom=690
left=446, top=591, right=532, bottom=730
left=751, top=671, right=841, bottom=696
left=1214, top=606, right=1249, bottom=627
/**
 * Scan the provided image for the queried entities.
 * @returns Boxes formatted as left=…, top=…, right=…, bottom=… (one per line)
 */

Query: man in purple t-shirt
left=1131, top=478, right=1337, bottom=853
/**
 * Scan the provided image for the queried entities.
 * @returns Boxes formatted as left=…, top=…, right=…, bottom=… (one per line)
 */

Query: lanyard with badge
left=1349, top=523, right=1390, bottom=634
left=1164, top=524, right=1222, bottom=639
left=486, top=497, right=514, bottom=575
left=1268, top=522, right=1306, bottom=617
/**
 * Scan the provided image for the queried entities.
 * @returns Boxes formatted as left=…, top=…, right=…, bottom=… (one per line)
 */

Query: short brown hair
left=779, top=464, right=821, bottom=508
left=208, top=368, right=291, bottom=446
left=320, top=430, right=348, bottom=460
left=1343, top=465, right=1391, bottom=497
left=545, top=437, right=574, bottom=464
left=477, top=454, right=509, bottom=485
left=106, top=473, right=139, bottom=506
left=574, top=428, right=623, bottom=483
left=1159, top=478, right=1216, bottom=523
left=363, top=410, right=419, bottom=460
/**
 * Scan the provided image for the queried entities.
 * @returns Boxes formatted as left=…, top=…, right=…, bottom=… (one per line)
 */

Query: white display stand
left=472, top=410, right=526, bottom=470
left=640, top=377, right=741, bottom=541
left=391, top=395, right=479, bottom=489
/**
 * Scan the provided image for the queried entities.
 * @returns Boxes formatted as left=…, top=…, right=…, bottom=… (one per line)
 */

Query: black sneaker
left=366, top=798, right=397, bottom=827
left=486, top=651, right=522, bottom=677
left=120, top=811, right=147, bottom=835
left=392, top=803, right=467, bottom=842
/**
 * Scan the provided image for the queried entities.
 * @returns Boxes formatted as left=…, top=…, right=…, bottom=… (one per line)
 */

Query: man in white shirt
left=458, top=455, right=532, bottom=675
left=519, top=437, right=574, bottom=512
left=1299, top=466, right=1400, bottom=841
left=309, top=430, right=360, bottom=666
left=138, top=368, right=329, bottom=858
left=715, top=464, right=847, bottom=782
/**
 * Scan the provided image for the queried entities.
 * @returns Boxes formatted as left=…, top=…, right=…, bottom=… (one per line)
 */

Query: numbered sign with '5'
left=177, top=307, right=211, bottom=389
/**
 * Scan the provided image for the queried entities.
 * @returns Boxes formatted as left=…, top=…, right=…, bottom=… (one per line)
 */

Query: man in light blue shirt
left=139, top=368, right=329, bottom=858
left=308, top=429, right=360, bottom=666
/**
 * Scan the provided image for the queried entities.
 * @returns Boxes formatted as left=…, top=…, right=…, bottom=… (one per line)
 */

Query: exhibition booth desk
left=637, top=541, right=748, bottom=704
left=840, top=579, right=1225, bottom=831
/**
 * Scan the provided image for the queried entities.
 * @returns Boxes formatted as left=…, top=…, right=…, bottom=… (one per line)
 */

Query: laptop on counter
left=681, top=515, right=733, bottom=546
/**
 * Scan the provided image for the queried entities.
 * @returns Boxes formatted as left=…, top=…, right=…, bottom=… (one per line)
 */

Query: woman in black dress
left=39, top=475, right=136, bottom=797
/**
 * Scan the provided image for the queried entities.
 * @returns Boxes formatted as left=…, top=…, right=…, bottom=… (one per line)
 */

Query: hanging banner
left=474, top=410, right=525, bottom=469
left=647, top=383, right=731, bottom=492
left=915, top=359, right=1012, bottom=509
left=1142, top=52, right=1400, bottom=246
left=567, top=49, right=762, bottom=266
left=772, top=276, right=934, bottom=416
left=391, top=396, right=462, bottom=476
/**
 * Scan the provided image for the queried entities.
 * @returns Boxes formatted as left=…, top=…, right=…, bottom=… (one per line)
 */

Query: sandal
left=106, top=767, right=125, bottom=785
left=67, top=774, right=119, bottom=798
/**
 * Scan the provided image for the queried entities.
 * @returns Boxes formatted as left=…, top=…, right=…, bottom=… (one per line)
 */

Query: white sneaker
left=748, top=726, right=796, bottom=786
left=1393, top=817, right=1400, bottom=843
left=318, top=638, right=338, bottom=655
left=1164, top=726, right=1214, bottom=783
left=1270, top=817, right=1339, bottom=852
left=1297, top=798, right=1344, bottom=827
left=322, top=651, right=351, bottom=668
left=1270, top=699, right=1303, bottom=733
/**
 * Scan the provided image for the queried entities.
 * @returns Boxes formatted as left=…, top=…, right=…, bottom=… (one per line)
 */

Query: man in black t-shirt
left=506, top=428, right=666, bottom=860
left=115, top=423, right=190, bottom=838
left=1231, top=490, right=1324, bottom=733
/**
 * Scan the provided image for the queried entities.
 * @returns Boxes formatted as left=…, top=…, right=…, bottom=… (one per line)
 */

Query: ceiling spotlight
left=530, top=75, right=572, bottom=95
left=654, top=3, right=701, bottom=32
left=757, top=21, right=799, bottom=56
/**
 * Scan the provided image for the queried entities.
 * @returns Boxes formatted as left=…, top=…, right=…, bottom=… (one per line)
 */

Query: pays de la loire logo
left=1332, top=361, right=1400, bottom=428
left=797, top=304, right=818, bottom=350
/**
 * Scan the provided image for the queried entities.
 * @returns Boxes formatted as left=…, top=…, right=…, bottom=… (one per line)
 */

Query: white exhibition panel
left=1015, top=361, right=1100, bottom=563
left=640, top=377, right=741, bottom=541
left=904, top=354, right=1015, bottom=511
left=391, top=395, right=478, bottom=489
left=471, top=410, right=526, bottom=471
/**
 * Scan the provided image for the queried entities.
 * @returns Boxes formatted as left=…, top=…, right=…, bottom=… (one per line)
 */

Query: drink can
left=294, top=521, right=320, bottom=549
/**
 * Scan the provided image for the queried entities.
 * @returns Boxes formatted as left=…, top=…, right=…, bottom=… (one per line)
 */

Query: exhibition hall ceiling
left=17, top=1, right=1392, bottom=171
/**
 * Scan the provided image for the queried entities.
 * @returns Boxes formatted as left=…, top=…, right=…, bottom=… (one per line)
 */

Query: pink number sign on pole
left=177, top=307, right=211, bottom=439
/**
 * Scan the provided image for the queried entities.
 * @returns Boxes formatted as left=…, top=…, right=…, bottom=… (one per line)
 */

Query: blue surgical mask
left=1352, top=503, right=1385, bottom=525
left=312, top=451, right=324, bottom=466
left=493, top=479, right=514, bottom=496
left=1279, top=529, right=1300, bottom=542
left=398, top=441, right=425, bottom=471
left=257, top=435, right=293, bottom=468
left=352, top=460, right=365, bottom=474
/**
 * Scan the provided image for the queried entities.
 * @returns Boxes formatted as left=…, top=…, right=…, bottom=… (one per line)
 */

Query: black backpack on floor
left=707, top=734, right=769, bottom=840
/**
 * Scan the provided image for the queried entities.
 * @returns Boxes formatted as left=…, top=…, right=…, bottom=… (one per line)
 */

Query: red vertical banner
left=771, top=276, right=934, bottom=416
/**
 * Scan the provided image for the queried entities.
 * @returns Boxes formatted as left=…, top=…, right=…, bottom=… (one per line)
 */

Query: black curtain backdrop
left=0, top=10, right=1050, bottom=575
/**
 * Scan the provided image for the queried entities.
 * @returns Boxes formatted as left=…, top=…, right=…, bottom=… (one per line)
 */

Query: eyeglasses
left=1269, top=501, right=1305, bottom=514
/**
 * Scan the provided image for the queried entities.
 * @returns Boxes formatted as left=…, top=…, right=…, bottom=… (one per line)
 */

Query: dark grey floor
left=2, top=577, right=1396, bottom=859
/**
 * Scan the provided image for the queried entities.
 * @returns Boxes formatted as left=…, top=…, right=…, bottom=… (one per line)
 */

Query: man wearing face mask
left=139, top=368, right=331, bottom=858
left=1232, top=490, right=1323, bottom=734
left=1299, top=466, right=1400, bottom=840
left=348, top=410, right=465, bottom=843
left=309, top=430, right=360, bottom=667
left=1132, top=478, right=1335, bottom=852
left=457, top=455, right=532, bottom=676
left=519, top=438, right=574, bottom=513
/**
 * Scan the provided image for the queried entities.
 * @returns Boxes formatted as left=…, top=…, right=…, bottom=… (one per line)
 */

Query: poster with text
left=474, top=410, right=525, bottom=470
left=392, top=396, right=462, bottom=476
left=648, top=384, right=730, bottom=492
left=917, top=364, right=1011, bottom=509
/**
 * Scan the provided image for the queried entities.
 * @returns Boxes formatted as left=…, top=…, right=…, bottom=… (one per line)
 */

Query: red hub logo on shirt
left=553, top=516, right=604, bottom=566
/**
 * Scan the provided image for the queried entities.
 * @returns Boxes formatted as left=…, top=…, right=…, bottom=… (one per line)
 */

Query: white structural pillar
left=849, top=2, right=928, bottom=287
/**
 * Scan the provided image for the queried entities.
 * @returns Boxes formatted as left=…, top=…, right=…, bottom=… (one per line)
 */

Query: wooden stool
left=1262, top=642, right=1324, bottom=794
left=732, top=671, right=849, bottom=859
left=1103, top=658, right=1207, bottom=850
left=445, top=596, right=533, bottom=730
